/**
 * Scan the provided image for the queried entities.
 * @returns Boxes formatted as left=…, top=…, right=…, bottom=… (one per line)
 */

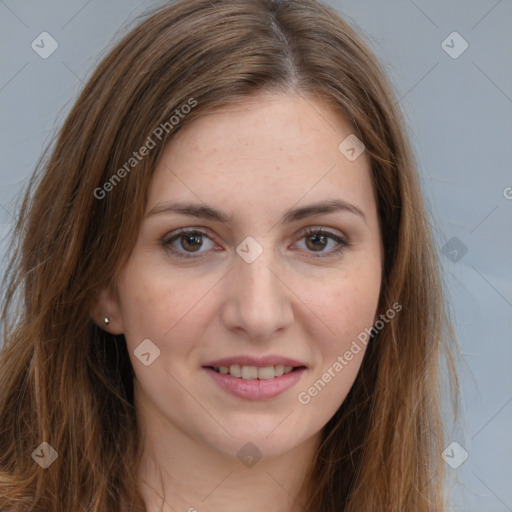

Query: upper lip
left=203, top=355, right=307, bottom=368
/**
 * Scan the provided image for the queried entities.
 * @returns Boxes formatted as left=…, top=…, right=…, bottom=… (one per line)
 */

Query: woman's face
left=101, top=91, right=382, bottom=461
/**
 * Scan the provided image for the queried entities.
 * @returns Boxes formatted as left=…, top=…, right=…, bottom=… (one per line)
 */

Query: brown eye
left=162, top=229, right=216, bottom=259
left=180, top=233, right=203, bottom=252
left=295, top=228, right=350, bottom=258
left=305, top=232, right=329, bottom=252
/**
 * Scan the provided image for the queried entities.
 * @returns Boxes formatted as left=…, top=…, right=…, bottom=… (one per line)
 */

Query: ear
left=90, top=284, right=125, bottom=335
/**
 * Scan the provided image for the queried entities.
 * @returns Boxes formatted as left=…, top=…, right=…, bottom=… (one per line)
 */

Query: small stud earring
left=104, top=317, right=110, bottom=325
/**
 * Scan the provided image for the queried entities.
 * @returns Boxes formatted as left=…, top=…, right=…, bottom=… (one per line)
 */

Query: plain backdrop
left=0, top=1, right=511, bottom=510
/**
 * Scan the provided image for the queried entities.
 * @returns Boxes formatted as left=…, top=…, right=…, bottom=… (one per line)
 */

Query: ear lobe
left=90, top=285, right=125, bottom=335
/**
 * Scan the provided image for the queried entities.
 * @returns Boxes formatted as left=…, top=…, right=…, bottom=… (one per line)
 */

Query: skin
left=93, top=90, right=383, bottom=511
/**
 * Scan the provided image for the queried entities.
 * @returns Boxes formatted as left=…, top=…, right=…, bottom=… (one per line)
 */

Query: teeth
left=241, top=366, right=258, bottom=379
left=214, top=364, right=296, bottom=379
left=257, top=366, right=275, bottom=380
left=229, top=364, right=241, bottom=378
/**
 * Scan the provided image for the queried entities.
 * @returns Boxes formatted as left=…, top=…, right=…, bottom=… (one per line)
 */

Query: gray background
left=1, top=1, right=511, bottom=510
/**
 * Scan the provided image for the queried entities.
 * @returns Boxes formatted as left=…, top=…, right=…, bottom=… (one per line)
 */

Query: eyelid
left=161, top=225, right=350, bottom=260
left=160, top=227, right=219, bottom=259
left=299, top=225, right=349, bottom=244
left=294, top=226, right=351, bottom=257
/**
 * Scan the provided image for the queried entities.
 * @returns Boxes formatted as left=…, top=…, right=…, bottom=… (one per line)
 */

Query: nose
left=220, top=246, right=295, bottom=340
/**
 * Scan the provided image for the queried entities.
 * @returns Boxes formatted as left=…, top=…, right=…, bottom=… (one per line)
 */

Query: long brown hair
left=0, top=0, right=459, bottom=510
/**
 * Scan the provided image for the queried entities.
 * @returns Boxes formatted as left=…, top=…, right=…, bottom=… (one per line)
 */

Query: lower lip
left=203, top=367, right=306, bottom=400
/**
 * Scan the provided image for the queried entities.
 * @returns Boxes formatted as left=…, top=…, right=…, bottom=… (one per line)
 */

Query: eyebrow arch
left=146, top=198, right=367, bottom=225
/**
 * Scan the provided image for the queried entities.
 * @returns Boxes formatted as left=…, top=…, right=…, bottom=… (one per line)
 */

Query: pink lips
left=202, top=354, right=307, bottom=400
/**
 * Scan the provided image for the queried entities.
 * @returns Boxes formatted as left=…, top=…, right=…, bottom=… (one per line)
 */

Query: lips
left=211, top=364, right=295, bottom=380
left=202, top=355, right=307, bottom=369
left=202, top=355, right=307, bottom=400
left=203, top=356, right=306, bottom=380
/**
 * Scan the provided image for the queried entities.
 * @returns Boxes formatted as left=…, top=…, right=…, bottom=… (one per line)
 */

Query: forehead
left=148, top=92, right=375, bottom=220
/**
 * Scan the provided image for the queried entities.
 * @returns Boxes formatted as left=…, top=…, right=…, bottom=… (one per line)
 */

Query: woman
left=0, top=0, right=459, bottom=510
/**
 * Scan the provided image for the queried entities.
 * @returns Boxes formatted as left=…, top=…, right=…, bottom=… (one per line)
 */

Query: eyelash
left=161, top=227, right=350, bottom=260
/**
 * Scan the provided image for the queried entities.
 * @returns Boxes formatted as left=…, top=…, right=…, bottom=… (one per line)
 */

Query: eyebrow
left=146, top=198, right=367, bottom=225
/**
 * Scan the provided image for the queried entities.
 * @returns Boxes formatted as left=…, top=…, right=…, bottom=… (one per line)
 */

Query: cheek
left=295, top=265, right=380, bottom=424
left=308, top=260, right=382, bottom=350
left=116, top=258, right=219, bottom=352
